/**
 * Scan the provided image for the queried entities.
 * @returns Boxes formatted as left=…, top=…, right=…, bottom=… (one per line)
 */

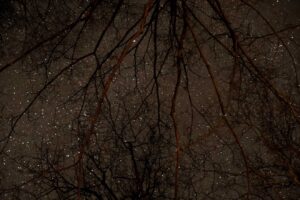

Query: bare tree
left=0, top=0, right=299, bottom=199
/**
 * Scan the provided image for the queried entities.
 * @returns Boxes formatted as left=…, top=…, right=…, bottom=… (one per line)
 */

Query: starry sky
left=0, top=0, right=300, bottom=199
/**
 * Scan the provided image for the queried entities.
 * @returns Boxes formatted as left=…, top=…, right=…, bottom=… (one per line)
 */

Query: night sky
left=0, top=0, right=300, bottom=199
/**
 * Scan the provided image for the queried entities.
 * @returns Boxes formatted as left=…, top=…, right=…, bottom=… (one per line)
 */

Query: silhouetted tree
left=0, top=0, right=299, bottom=199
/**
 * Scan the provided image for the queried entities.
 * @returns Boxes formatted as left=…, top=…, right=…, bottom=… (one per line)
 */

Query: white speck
left=83, top=111, right=87, bottom=117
